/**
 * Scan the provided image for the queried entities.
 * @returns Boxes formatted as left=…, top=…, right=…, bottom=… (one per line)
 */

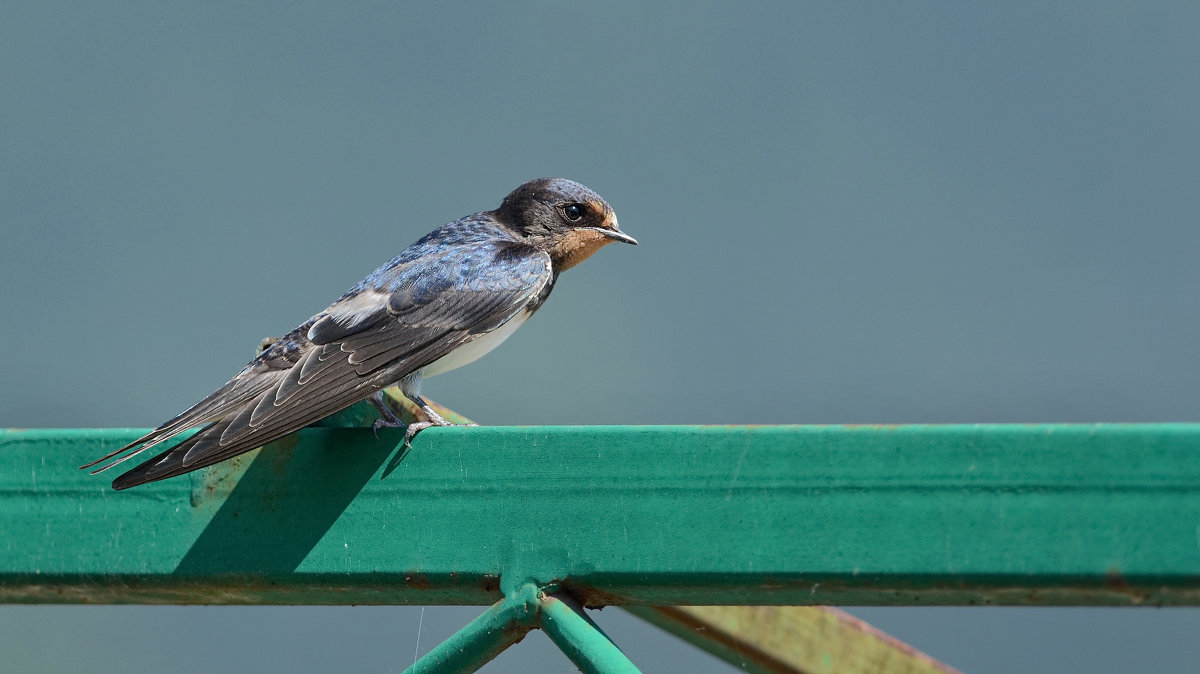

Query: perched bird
left=82, top=178, right=636, bottom=489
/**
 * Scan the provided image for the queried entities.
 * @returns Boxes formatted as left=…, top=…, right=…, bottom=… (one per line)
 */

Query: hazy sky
left=3, top=2, right=1199, bottom=672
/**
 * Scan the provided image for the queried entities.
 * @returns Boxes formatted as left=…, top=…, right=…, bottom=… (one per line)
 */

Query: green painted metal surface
left=540, top=592, right=640, bottom=674
left=404, top=585, right=640, bottom=674
left=3, top=424, right=1200, bottom=605
left=405, top=583, right=540, bottom=674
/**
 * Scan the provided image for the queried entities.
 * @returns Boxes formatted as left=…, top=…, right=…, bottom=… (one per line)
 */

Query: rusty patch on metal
left=1104, top=567, right=1149, bottom=604
left=404, top=573, right=432, bottom=590
left=189, top=445, right=270, bottom=507
left=558, top=580, right=628, bottom=608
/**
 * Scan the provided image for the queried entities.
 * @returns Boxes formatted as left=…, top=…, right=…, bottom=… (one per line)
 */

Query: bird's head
left=496, top=177, right=637, bottom=271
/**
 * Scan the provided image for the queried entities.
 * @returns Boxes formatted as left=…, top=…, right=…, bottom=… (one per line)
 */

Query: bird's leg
left=368, top=391, right=407, bottom=438
left=401, top=394, right=478, bottom=448
left=393, top=370, right=477, bottom=447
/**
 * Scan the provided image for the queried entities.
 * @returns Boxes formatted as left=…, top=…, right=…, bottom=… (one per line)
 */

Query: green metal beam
left=3, top=424, right=1200, bottom=605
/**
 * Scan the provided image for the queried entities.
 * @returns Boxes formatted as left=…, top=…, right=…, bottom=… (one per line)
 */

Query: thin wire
left=413, top=606, right=426, bottom=665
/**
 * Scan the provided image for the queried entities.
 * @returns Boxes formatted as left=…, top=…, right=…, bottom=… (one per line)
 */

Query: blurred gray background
left=2, top=1, right=1199, bottom=672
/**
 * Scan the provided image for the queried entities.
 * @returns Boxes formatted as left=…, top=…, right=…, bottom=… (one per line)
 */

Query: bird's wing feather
left=103, top=241, right=551, bottom=489
left=78, top=330, right=308, bottom=470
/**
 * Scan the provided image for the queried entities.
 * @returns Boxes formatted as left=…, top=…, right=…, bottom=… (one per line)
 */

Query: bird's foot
left=372, top=417, right=407, bottom=438
left=370, top=390, right=477, bottom=446
left=368, top=391, right=407, bottom=439
left=401, top=418, right=478, bottom=449
left=402, top=397, right=478, bottom=448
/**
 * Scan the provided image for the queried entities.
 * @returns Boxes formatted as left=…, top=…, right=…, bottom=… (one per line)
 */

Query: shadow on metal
left=173, top=402, right=404, bottom=576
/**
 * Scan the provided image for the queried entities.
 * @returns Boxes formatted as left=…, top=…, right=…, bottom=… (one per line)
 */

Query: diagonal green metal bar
left=404, top=584, right=643, bottom=673
left=4, top=423, right=1200, bottom=605
left=405, top=583, right=540, bottom=674
left=541, top=592, right=641, bottom=674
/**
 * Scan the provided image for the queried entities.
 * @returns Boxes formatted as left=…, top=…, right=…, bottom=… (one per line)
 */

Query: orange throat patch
left=551, top=229, right=614, bottom=271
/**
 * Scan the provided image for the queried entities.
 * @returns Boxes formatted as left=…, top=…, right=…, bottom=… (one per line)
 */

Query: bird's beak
left=597, top=227, right=638, bottom=246
left=590, top=214, right=637, bottom=245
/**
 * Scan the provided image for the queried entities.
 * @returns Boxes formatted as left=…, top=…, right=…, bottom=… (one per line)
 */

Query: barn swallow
left=81, top=178, right=636, bottom=489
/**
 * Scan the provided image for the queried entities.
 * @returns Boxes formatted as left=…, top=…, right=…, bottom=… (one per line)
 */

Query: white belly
left=422, top=310, right=532, bottom=377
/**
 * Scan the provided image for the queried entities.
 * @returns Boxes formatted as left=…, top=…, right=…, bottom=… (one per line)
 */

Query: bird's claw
left=372, top=416, right=406, bottom=439
left=402, top=421, right=434, bottom=448
left=401, top=419, right=478, bottom=448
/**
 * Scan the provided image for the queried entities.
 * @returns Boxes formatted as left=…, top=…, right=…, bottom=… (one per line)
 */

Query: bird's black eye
left=563, top=203, right=584, bottom=222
